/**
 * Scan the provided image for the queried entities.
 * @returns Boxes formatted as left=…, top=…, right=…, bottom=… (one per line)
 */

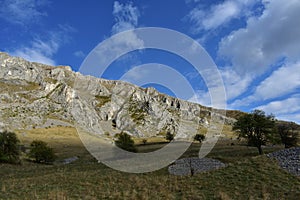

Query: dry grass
left=134, top=136, right=167, bottom=145
left=15, top=127, right=88, bottom=159
left=0, top=127, right=299, bottom=199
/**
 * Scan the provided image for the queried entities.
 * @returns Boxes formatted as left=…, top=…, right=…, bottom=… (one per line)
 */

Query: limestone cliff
left=0, top=52, right=235, bottom=139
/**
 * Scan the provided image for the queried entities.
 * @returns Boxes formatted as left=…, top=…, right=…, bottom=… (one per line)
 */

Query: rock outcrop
left=0, top=52, right=235, bottom=139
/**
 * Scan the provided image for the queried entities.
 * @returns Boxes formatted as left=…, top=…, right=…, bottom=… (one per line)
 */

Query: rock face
left=0, top=52, right=235, bottom=138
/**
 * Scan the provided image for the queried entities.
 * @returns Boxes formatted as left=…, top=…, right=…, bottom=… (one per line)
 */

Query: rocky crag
left=0, top=52, right=235, bottom=139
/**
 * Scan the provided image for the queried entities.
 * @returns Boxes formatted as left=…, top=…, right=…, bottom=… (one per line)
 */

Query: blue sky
left=0, top=0, right=299, bottom=123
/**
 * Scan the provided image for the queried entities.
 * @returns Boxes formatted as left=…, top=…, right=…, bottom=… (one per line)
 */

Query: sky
left=0, top=0, right=299, bottom=123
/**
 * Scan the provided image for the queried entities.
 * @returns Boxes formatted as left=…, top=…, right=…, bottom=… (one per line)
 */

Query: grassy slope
left=0, top=127, right=299, bottom=200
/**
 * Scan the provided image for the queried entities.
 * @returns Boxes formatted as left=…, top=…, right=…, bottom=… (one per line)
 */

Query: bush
left=142, top=139, right=147, bottom=145
left=28, top=140, right=55, bottom=164
left=115, top=132, right=137, bottom=152
left=194, top=134, right=205, bottom=143
left=0, top=131, right=20, bottom=164
left=166, top=131, right=174, bottom=142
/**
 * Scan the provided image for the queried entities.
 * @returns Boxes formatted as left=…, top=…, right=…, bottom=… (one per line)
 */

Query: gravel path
left=168, top=157, right=226, bottom=176
left=267, top=147, right=300, bottom=176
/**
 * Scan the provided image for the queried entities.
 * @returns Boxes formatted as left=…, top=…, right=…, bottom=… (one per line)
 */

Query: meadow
left=0, top=127, right=299, bottom=199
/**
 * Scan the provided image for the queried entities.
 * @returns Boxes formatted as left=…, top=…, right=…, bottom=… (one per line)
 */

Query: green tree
left=28, top=140, right=55, bottom=164
left=233, top=110, right=275, bottom=155
left=194, top=134, right=205, bottom=143
left=165, top=131, right=174, bottom=142
left=0, top=131, right=20, bottom=163
left=276, top=122, right=299, bottom=148
left=115, top=132, right=137, bottom=152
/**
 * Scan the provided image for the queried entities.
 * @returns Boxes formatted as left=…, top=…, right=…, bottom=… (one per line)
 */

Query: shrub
left=194, top=134, right=205, bottom=143
left=0, top=131, right=20, bottom=164
left=115, top=132, right=137, bottom=152
left=166, top=131, right=174, bottom=142
left=142, top=139, right=147, bottom=145
left=28, top=140, right=55, bottom=164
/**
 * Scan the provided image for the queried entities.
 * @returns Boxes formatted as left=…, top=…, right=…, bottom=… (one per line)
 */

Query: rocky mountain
left=0, top=52, right=236, bottom=140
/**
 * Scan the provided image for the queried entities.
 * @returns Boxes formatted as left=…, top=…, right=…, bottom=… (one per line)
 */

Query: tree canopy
left=28, top=140, right=56, bottom=164
left=115, top=132, right=137, bottom=153
left=233, top=110, right=275, bottom=155
left=0, top=131, right=20, bottom=163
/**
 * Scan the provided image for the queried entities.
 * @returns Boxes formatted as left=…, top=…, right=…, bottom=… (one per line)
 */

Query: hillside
left=1, top=52, right=299, bottom=199
left=0, top=52, right=236, bottom=140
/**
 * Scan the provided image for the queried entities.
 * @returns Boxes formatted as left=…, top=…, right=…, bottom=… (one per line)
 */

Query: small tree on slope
left=0, top=131, right=20, bottom=163
left=233, top=110, right=275, bottom=155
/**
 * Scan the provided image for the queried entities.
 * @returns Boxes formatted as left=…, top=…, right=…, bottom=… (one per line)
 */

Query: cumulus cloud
left=218, top=0, right=300, bottom=75
left=187, top=0, right=257, bottom=32
left=0, top=0, right=50, bottom=25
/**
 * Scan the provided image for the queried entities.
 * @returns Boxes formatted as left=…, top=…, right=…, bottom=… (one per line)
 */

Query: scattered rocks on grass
left=63, top=156, right=79, bottom=164
left=267, top=147, right=300, bottom=176
left=168, top=157, right=226, bottom=176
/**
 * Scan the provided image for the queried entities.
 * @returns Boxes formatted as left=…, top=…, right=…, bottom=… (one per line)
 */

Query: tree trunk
left=257, top=145, right=263, bottom=155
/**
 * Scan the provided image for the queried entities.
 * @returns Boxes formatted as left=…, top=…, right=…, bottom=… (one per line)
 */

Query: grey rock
left=267, top=147, right=300, bottom=176
left=0, top=52, right=236, bottom=139
left=168, top=157, right=226, bottom=176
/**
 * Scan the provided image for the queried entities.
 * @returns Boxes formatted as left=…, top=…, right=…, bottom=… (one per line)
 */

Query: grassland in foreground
left=0, top=126, right=299, bottom=199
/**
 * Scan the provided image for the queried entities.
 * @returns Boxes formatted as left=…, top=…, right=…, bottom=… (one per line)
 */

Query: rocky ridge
left=0, top=52, right=235, bottom=139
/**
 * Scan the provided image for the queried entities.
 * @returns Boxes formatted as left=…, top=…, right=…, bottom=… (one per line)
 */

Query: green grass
left=0, top=127, right=299, bottom=199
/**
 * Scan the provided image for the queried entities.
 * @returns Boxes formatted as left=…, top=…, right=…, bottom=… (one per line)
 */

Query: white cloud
left=105, top=1, right=143, bottom=69
left=9, top=25, right=75, bottom=66
left=219, top=0, right=300, bottom=75
left=189, top=90, right=212, bottom=107
left=111, top=1, right=140, bottom=34
left=74, top=51, right=85, bottom=58
left=254, top=62, right=300, bottom=100
left=230, top=61, right=300, bottom=108
left=276, top=113, right=300, bottom=124
left=256, top=95, right=300, bottom=115
left=220, top=67, right=253, bottom=100
left=11, top=39, right=57, bottom=66
left=79, top=2, right=143, bottom=78
left=0, top=0, right=50, bottom=25
left=255, top=95, right=300, bottom=123
left=187, top=0, right=256, bottom=32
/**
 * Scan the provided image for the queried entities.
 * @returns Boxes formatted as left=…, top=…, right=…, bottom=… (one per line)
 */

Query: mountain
left=0, top=52, right=236, bottom=140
